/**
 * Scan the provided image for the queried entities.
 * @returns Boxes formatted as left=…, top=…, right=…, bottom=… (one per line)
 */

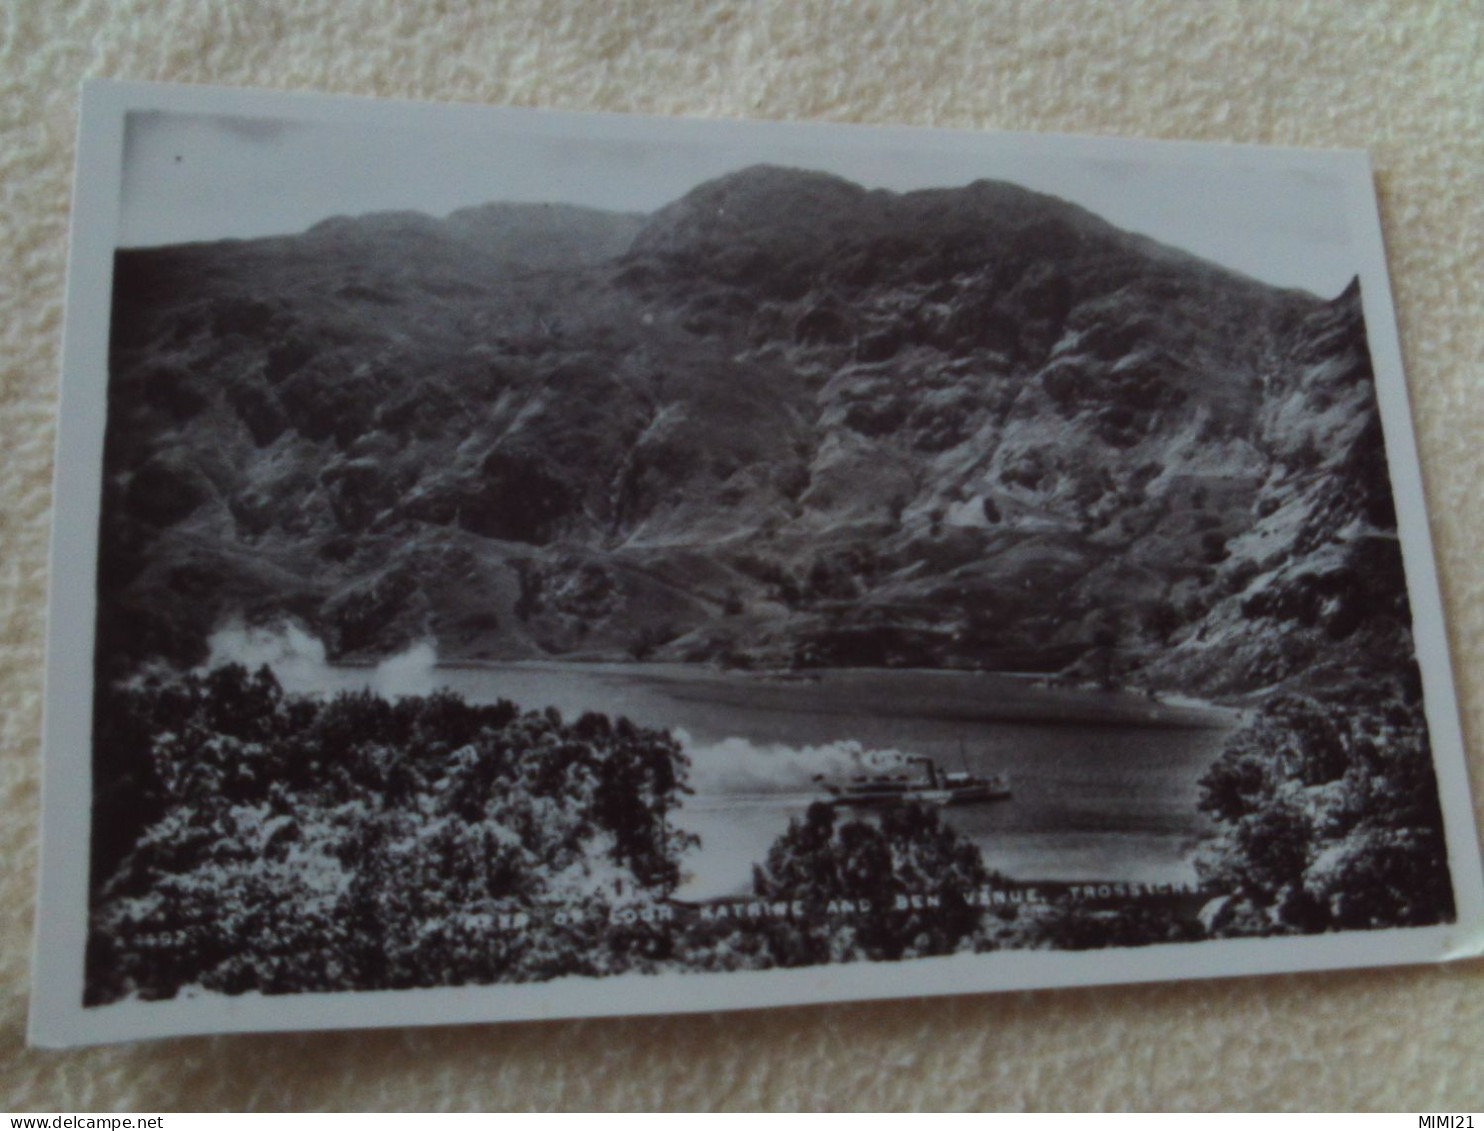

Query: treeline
left=86, top=666, right=1456, bottom=1004
left=85, top=665, right=1182, bottom=1002
left=87, top=664, right=694, bottom=1002
left=677, top=801, right=1204, bottom=965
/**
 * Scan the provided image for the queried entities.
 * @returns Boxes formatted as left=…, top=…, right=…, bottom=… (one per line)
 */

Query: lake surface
left=279, top=660, right=1237, bottom=900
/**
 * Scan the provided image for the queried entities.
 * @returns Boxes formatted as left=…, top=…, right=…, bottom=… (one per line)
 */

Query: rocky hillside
left=97, top=166, right=1416, bottom=697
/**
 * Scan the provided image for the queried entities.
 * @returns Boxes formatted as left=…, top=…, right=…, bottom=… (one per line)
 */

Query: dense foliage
left=88, top=664, right=1221, bottom=1004
left=87, top=664, right=694, bottom=1003
left=681, top=802, right=1000, bottom=968
left=752, top=802, right=992, bottom=960
left=679, top=801, right=1212, bottom=963
left=86, top=658, right=1459, bottom=1005
left=1195, top=691, right=1454, bottom=935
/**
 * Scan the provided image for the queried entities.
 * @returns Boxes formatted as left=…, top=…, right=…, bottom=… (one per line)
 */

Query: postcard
left=30, top=79, right=1484, bottom=1046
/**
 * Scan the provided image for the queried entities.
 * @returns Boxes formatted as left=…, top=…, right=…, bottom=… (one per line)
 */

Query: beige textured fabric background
left=2, top=0, right=1482, bottom=1111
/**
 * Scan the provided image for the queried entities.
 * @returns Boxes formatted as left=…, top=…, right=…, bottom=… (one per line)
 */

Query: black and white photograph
left=30, top=80, right=1484, bottom=1046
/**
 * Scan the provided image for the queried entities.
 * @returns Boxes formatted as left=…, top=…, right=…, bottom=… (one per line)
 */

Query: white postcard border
left=29, top=78, right=1484, bottom=1048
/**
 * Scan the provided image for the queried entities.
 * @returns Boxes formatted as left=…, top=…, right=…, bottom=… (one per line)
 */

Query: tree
left=86, top=668, right=697, bottom=1004
left=748, top=803, right=994, bottom=963
left=1196, top=691, right=1454, bottom=937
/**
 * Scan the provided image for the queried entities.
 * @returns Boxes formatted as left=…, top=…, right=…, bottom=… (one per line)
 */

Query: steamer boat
left=817, top=751, right=1011, bottom=809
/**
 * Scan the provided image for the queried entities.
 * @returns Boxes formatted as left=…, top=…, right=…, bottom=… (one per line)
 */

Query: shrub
left=86, top=668, right=694, bottom=1003
left=1196, top=691, right=1453, bottom=935
left=746, top=803, right=995, bottom=963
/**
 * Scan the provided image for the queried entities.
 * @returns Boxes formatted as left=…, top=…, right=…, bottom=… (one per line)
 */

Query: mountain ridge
left=97, top=164, right=1412, bottom=702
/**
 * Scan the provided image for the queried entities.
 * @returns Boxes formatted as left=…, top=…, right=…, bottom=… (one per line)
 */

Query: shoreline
left=324, top=656, right=1242, bottom=732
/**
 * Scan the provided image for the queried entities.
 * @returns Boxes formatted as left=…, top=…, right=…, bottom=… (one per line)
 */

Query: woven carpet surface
left=1, top=0, right=1481, bottom=1111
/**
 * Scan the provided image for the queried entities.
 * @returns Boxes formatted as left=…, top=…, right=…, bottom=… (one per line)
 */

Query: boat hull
left=826, top=784, right=1011, bottom=809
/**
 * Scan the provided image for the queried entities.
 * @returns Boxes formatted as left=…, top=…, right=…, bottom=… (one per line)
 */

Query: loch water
left=285, top=661, right=1237, bottom=900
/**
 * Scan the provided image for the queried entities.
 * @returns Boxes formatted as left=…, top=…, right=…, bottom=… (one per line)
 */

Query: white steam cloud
left=371, top=640, right=438, bottom=699
left=677, top=730, right=914, bottom=797
left=204, top=621, right=329, bottom=687
left=203, top=621, right=439, bottom=698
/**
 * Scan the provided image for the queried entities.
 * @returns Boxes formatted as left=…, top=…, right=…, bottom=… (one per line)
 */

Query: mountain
left=96, top=165, right=1415, bottom=699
